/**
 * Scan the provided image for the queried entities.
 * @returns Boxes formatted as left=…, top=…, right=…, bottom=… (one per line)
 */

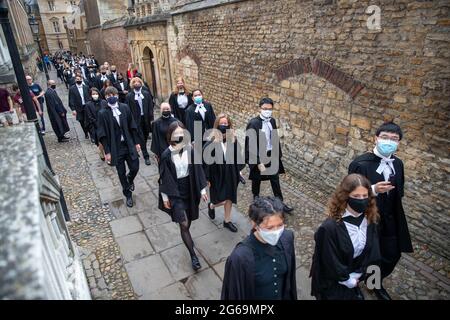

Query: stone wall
left=167, top=0, right=450, bottom=258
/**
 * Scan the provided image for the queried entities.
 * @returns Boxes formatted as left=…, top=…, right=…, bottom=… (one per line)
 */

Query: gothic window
left=48, top=1, right=55, bottom=11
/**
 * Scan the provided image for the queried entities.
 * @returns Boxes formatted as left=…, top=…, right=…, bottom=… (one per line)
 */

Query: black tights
left=179, top=214, right=196, bottom=258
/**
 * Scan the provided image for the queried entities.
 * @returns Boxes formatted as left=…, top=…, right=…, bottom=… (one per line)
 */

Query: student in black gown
left=168, top=77, right=193, bottom=125
left=44, top=80, right=70, bottom=142
left=203, top=113, right=245, bottom=233
left=126, top=77, right=154, bottom=166
left=310, top=173, right=381, bottom=300
left=68, top=74, right=90, bottom=139
left=185, top=89, right=216, bottom=142
left=221, top=196, right=297, bottom=300
left=97, top=87, right=141, bottom=207
left=348, top=122, right=412, bottom=300
left=158, top=121, right=208, bottom=271
left=245, top=97, right=293, bottom=214
left=150, top=102, right=178, bottom=164
left=100, top=79, right=113, bottom=99
left=114, top=73, right=129, bottom=103
left=85, top=88, right=107, bottom=161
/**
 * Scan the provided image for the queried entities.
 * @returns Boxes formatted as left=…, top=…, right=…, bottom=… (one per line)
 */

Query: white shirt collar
left=343, top=209, right=363, bottom=218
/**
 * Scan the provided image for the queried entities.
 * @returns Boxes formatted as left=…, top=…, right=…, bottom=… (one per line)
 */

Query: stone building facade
left=83, top=0, right=131, bottom=73
left=36, top=0, right=71, bottom=52
left=126, top=0, right=450, bottom=260
left=64, top=1, right=88, bottom=55
left=0, top=0, right=39, bottom=86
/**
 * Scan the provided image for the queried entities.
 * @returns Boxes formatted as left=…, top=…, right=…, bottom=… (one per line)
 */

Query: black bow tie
left=343, top=214, right=365, bottom=227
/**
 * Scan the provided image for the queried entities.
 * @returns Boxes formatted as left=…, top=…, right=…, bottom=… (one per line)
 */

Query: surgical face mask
left=376, top=139, right=398, bottom=157
left=261, top=109, right=272, bottom=119
left=347, top=197, right=369, bottom=214
left=107, top=96, right=118, bottom=105
left=92, top=94, right=99, bottom=101
left=162, top=110, right=171, bottom=118
left=258, top=225, right=284, bottom=246
left=194, top=96, right=203, bottom=105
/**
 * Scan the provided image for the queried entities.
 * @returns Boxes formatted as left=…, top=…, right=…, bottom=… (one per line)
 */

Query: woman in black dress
left=310, top=173, right=381, bottom=300
left=203, top=113, right=245, bottom=232
left=158, top=121, right=209, bottom=270
left=184, top=89, right=216, bottom=142
left=168, top=77, right=193, bottom=125
left=221, top=196, right=297, bottom=300
left=85, top=88, right=107, bottom=160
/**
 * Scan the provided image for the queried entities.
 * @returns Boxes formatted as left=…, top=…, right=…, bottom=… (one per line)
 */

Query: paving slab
left=140, top=282, right=192, bottom=300
left=138, top=207, right=172, bottom=228
left=145, top=222, right=183, bottom=252
left=127, top=192, right=156, bottom=214
left=125, top=255, right=175, bottom=297
left=98, top=186, right=123, bottom=204
left=184, top=268, right=223, bottom=300
left=296, top=266, right=314, bottom=300
left=195, top=228, right=245, bottom=265
left=110, top=215, right=143, bottom=238
left=212, top=260, right=227, bottom=281
left=109, top=199, right=131, bottom=219
left=160, top=243, right=208, bottom=281
left=116, top=232, right=155, bottom=263
left=190, top=214, right=219, bottom=239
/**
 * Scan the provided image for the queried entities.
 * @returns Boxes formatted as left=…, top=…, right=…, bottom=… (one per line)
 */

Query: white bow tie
left=374, top=148, right=396, bottom=181
left=195, top=104, right=206, bottom=113
left=109, top=104, right=121, bottom=117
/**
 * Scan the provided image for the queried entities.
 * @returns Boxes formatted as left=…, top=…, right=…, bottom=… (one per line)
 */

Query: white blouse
left=177, top=94, right=188, bottom=109
left=161, top=145, right=206, bottom=202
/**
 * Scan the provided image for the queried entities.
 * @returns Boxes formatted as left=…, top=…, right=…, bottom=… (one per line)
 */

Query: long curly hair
left=327, top=173, right=379, bottom=224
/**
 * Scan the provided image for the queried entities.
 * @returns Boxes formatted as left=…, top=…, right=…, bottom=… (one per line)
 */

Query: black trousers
left=251, top=174, right=283, bottom=201
left=139, top=117, right=150, bottom=159
left=77, top=109, right=89, bottom=137
left=115, top=142, right=140, bottom=197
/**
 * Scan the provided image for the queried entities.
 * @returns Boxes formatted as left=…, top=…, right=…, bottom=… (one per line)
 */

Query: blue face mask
left=107, top=96, right=118, bottom=105
left=376, top=139, right=398, bottom=157
left=194, top=96, right=203, bottom=105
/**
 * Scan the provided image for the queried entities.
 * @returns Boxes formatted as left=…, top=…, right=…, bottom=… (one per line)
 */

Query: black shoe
left=191, top=255, right=201, bottom=271
left=127, top=175, right=135, bottom=192
left=374, top=287, right=392, bottom=300
left=208, top=203, right=215, bottom=219
left=223, top=221, right=238, bottom=233
left=85, top=134, right=89, bottom=140
left=126, top=196, right=133, bottom=207
left=58, top=137, right=70, bottom=142
left=239, top=174, right=246, bottom=185
left=283, top=204, right=294, bottom=214
left=144, top=158, right=151, bottom=166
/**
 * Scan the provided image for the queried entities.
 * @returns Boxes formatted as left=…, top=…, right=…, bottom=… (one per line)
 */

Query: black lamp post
left=26, top=6, right=49, bottom=82
left=0, top=0, right=70, bottom=221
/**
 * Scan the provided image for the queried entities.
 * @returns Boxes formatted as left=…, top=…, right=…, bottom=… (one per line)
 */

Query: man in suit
left=245, top=97, right=293, bottom=214
left=114, top=73, right=129, bottom=103
left=68, top=74, right=91, bottom=139
left=95, top=66, right=109, bottom=90
left=108, top=65, right=119, bottom=84
left=126, top=77, right=154, bottom=166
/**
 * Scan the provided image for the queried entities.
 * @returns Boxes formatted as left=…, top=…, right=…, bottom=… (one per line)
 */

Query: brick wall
left=167, top=0, right=450, bottom=258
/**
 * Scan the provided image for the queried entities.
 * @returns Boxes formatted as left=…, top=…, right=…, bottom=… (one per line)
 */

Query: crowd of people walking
left=0, top=50, right=412, bottom=301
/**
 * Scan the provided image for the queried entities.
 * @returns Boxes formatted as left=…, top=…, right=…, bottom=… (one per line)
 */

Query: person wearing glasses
left=348, top=122, right=413, bottom=300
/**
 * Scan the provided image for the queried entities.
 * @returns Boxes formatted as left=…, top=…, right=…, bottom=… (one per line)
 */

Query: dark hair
left=12, top=84, right=19, bottom=91
left=376, top=122, right=403, bottom=140
left=166, top=120, right=186, bottom=145
left=248, top=196, right=285, bottom=226
left=105, top=86, right=118, bottom=96
left=259, top=97, right=274, bottom=108
left=192, top=88, right=203, bottom=95
left=90, top=87, right=100, bottom=95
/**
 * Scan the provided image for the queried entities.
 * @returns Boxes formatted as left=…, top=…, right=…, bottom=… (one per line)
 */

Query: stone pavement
left=39, top=70, right=449, bottom=300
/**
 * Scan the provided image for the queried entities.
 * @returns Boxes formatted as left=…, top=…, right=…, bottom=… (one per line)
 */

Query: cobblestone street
left=41, top=70, right=449, bottom=300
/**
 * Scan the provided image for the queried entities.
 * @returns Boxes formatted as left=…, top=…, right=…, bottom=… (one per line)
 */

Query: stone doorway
left=142, top=46, right=158, bottom=98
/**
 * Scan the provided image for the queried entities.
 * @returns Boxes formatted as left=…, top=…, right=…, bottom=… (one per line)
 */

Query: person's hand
left=202, top=193, right=208, bottom=202
left=39, top=111, right=43, bottom=116
left=136, top=144, right=141, bottom=153
left=72, top=110, right=77, bottom=116
left=207, top=181, right=211, bottom=188
left=163, top=200, right=171, bottom=209
left=60, top=113, right=65, bottom=117
left=105, top=153, right=111, bottom=163
left=258, top=163, right=266, bottom=172
left=124, top=90, right=128, bottom=94
left=18, top=98, right=23, bottom=104
left=375, top=181, right=395, bottom=194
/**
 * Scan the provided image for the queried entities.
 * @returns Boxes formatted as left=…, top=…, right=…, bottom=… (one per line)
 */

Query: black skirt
left=170, top=176, right=192, bottom=223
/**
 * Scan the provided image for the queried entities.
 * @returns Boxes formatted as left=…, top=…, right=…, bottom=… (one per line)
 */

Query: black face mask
left=118, top=78, right=123, bottom=82
left=51, top=84, right=56, bottom=89
left=218, top=125, right=230, bottom=134
left=162, top=111, right=171, bottom=118
left=172, top=136, right=184, bottom=144
left=101, top=72, right=106, bottom=75
left=76, top=80, right=83, bottom=85
left=347, top=197, right=369, bottom=214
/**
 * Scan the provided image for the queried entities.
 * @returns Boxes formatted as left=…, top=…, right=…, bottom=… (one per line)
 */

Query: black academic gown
left=221, top=229, right=297, bottom=300
left=245, top=116, right=285, bottom=181
left=96, top=103, right=140, bottom=166
left=309, top=218, right=381, bottom=300
left=44, top=88, right=70, bottom=139
left=158, top=145, right=208, bottom=222
left=85, top=99, right=107, bottom=145
left=203, top=139, right=245, bottom=204
left=126, top=90, right=154, bottom=133
left=348, top=152, right=413, bottom=277
left=68, top=84, right=90, bottom=122
left=114, top=81, right=129, bottom=103
left=185, top=102, right=216, bottom=142
left=169, top=92, right=193, bottom=125
left=150, top=115, right=178, bottom=159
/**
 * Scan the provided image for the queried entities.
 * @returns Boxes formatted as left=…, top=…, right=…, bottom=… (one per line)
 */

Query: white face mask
left=92, top=95, right=99, bottom=101
left=258, top=225, right=284, bottom=246
left=261, top=110, right=272, bottom=119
